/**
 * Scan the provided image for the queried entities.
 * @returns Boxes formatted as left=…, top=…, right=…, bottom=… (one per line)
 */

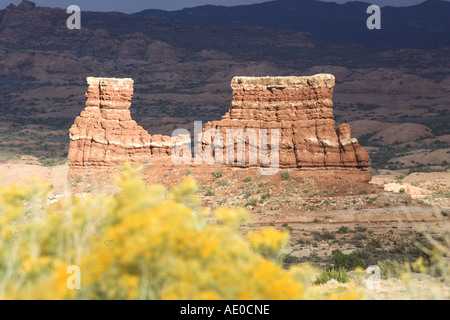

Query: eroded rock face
left=68, top=77, right=182, bottom=178
left=68, top=75, right=370, bottom=180
left=204, top=74, right=370, bottom=169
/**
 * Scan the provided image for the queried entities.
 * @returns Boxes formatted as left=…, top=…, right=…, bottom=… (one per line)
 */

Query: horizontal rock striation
left=203, top=74, right=369, bottom=169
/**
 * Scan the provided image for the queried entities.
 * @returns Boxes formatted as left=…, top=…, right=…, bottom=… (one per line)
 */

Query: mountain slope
left=136, top=0, right=450, bottom=49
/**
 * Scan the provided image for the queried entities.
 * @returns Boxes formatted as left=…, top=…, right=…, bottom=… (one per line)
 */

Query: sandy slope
left=0, top=157, right=69, bottom=193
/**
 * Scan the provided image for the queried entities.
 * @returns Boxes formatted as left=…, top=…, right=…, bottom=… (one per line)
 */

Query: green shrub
left=312, top=230, right=336, bottom=241
left=283, top=254, right=300, bottom=266
left=355, top=226, right=367, bottom=233
left=297, top=238, right=311, bottom=246
left=212, top=168, right=223, bottom=179
left=352, top=234, right=367, bottom=241
left=316, top=267, right=349, bottom=285
left=205, top=187, right=215, bottom=196
left=337, top=226, right=350, bottom=234
left=243, top=176, right=253, bottom=182
left=246, top=198, right=258, bottom=207
left=280, top=171, right=291, bottom=181
left=259, top=193, right=270, bottom=203
left=331, top=250, right=364, bottom=270
left=281, top=223, right=293, bottom=233
left=378, top=260, right=404, bottom=279
left=367, top=239, right=382, bottom=248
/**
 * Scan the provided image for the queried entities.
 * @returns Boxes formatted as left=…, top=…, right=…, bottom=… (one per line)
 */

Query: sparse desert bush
left=407, top=233, right=450, bottom=284
left=205, top=186, right=215, bottom=196
left=281, top=223, right=293, bottom=233
left=377, top=260, right=404, bottom=280
left=352, top=234, right=367, bottom=241
left=312, top=230, right=336, bottom=241
left=280, top=171, right=291, bottom=181
left=297, top=238, right=312, bottom=246
left=216, top=199, right=226, bottom=206
left=243, top=176, right=253, bottom=182
left=367, top=239, right=382, bottom=249
left=337, top=226, right=350, bottom=234
left=316, top=267, right=349, bottom=285
left=217, top=178, right=229, bottom=187
left=259, top=192, right=270, bottom=203
left=245, top=198, right=258, bottom=207
left=331, top=250, right=365, bottom=271
left=211, top=168, right=223, bottom=179
left=283, top=254, right=300, bottom=266
left=242, top=190, right=252, bottom=199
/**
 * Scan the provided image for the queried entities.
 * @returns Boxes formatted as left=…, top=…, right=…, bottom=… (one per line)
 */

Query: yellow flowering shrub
left=0, top=164, right=360, bottom=300
left=248, top=228, right=289, bottom=261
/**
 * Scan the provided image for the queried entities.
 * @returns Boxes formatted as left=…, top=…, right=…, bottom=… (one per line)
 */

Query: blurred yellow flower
left=0, top=165, right=362, bottom=300
left=248, top=228, right=289, bottom=260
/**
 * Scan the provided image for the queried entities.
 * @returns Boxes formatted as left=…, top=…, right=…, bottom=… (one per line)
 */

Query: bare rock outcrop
left=68, top=77, right=183, bottom=178
left=204, top=74, right=369, bottom=169
left=68, top=74, right=370, bottom=181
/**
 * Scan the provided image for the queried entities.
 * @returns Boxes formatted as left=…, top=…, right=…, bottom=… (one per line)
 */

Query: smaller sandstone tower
left=68, top=77, right=183, bottom=178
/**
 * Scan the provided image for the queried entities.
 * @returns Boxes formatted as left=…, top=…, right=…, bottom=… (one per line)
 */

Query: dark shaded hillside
left=136, top=0, right=450, bottom=49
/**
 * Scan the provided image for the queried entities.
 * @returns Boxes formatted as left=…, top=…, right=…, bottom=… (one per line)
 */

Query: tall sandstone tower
left=204, top=75, right=370, bottom=169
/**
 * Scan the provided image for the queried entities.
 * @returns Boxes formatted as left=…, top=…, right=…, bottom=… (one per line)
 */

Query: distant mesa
left=68, top=74, right=370, bottom=181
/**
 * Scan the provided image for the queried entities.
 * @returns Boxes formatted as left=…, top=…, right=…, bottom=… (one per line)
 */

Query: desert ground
left=1, top=156, right=448, bottom=260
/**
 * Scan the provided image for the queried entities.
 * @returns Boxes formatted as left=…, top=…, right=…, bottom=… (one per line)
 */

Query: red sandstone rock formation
left=68, top=75, right=370, bottom=180
left=204, top=75, right=370, bottom=169
left=68, top=77, right=184, bottom=177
